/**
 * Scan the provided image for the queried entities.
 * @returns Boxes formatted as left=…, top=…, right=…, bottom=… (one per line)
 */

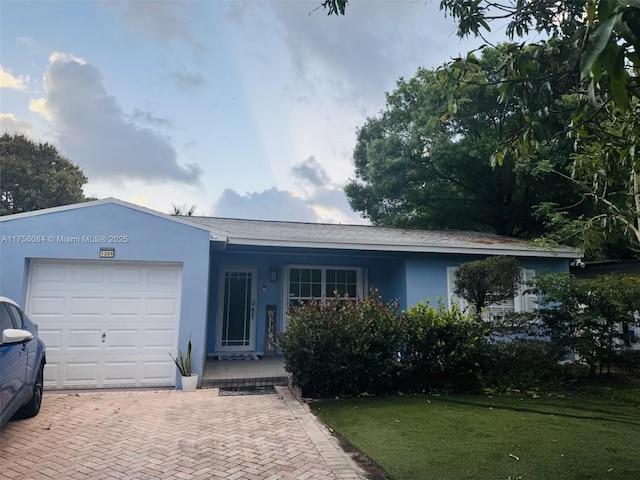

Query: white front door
left=216, top=267, right=257, bottom=352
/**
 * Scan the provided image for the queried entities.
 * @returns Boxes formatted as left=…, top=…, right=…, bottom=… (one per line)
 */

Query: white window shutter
left=517, top=268, right=536, bottom=312
left=447, top=267, right=467, bottom=311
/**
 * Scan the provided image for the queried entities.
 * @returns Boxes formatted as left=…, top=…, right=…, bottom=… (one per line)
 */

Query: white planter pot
left=181, top=374, right=198, bottom=392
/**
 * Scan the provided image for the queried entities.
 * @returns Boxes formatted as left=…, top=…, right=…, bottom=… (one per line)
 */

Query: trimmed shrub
left=398, top=301, right=487, bottom=392
left=481, top=340, right=566, bottom=389
left=280, top=291, right=402, bottom=397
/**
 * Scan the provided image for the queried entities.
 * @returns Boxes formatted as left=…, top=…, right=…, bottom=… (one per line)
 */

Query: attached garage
left=0, top=199, right=212, bottom=389
left=27, top=259, right=182, bottom=389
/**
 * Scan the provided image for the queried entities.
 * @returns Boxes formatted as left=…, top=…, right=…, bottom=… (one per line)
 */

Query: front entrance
left=216, top=267, right=257, bottom=352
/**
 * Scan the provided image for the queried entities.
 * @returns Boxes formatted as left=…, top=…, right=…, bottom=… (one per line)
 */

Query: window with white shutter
left=447, top=266, right=536, bottom=319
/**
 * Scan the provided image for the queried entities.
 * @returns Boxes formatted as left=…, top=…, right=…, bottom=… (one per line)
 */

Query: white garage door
left=26, top=259, right=183, bottom=389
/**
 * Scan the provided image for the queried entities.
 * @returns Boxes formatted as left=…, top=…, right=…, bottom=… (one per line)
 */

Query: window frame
left=282, top=265, right=367, bottom=328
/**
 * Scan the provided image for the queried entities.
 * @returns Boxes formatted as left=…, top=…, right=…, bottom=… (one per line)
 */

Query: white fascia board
left=225, top=237, right=581, bottom=259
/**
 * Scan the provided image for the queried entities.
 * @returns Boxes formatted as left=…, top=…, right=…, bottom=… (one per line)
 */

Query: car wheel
left=15, top=363, right=44, bottom=419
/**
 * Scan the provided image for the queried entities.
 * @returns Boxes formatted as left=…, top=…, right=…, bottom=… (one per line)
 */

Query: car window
left=0, top=302, right=18, bottom=331
left=5, top=303, right=24, bottom=329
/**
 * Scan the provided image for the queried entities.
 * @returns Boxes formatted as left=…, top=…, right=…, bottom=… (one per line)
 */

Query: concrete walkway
left=0, top=387, right=367, bottom=480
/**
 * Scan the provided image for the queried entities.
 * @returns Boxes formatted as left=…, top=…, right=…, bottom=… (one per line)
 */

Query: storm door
left=216, top=268, right=257, bottom=352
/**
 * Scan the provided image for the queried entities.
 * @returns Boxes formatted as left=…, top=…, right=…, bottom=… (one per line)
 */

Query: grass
left=311, top=383, right=640, bottom=480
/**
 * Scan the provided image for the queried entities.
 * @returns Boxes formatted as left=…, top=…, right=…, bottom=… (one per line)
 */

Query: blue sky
left=1, top=0, right=490, bottom=222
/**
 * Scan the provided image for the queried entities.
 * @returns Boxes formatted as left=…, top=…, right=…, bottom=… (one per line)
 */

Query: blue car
left=0, top=296, right=46, bottom=428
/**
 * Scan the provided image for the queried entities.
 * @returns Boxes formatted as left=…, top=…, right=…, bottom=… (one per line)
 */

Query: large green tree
left=0, top=133, right=88, bottom=215
left=326, top=0, right=640, bottom=257
left=346, top=46, right=583, bottom=238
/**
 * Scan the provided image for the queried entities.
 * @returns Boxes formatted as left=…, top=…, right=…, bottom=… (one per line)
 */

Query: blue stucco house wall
left=0, top=200, right=211, bottom=388
left=0, top=198, right=581, bottom=389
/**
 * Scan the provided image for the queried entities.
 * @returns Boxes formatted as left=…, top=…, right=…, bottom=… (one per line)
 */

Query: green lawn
left=311, top=388, right=640, bottom=480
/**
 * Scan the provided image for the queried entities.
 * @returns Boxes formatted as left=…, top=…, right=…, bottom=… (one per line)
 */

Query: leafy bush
left=481, top=340, right=566, bottom=389
left=397, top=301, right=487, bottom=392
left=280, top=291, right=402, bottom=397
left=534, top=272, right=640, bottom=376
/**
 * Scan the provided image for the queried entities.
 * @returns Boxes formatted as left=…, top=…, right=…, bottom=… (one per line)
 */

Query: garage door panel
left=68, top=329, right=103, bottom=349
left=148, top=268, right=180, bottom=285
left=66, top=362, right=99, bottom=384
left=27, top=260, right=182, bottom=389
left=143, top=329, right=177, bottom=349
left=43, top=363, right=58, bottom=388
left=39, top=328, right=62, bottom=350
left=104, top=361, right=137, bottom=385
left=109, top=297, right=141, bottom=315
left=33, top=264, right=66, bottom=283
left=112, top=267, right=142, bottom=283
left=72, top=267, right=104, bottom=284
left=142, top=361, right=175, bottom=384
left=71, top=296, right=104, bottom=315
left=146, top=297, right=179, bottom=316
left=105, top=329, right=139, bottom=348
left=28, top=296, right=66, bottom=315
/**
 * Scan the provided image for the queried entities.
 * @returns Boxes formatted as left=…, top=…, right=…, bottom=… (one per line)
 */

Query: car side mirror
left=1, top=328, right=34, bottom=345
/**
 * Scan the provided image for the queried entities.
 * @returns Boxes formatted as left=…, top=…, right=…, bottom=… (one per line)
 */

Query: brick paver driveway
left=0, top=386, right=366, bottom=480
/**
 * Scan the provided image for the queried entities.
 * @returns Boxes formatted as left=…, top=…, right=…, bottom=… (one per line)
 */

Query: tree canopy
left=326, top=0, right=640, bottom=258
left=346, top=45, right=586, bottom=239
left=454, top=256, right=522, bottom=320
left=0, top=133, right=88, bottom=215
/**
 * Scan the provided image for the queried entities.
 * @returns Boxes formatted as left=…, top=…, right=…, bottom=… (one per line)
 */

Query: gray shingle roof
left=183, top=216, right=580, bottom=258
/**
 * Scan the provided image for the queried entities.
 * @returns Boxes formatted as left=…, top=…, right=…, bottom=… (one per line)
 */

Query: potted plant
left=169, top=336, right=198, bottom=391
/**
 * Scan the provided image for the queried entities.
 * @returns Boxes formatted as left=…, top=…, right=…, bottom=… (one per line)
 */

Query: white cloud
left=0, top=113, right=34, bottom=135
left=213, top=187, right=318, bottom=222
left=0, top=66, right=28, bottom=90
left=31, top=52, right=202, bottom=185
left=212, top=185, right=366, bottom=224
left=211, top=155, right=367, bottom=224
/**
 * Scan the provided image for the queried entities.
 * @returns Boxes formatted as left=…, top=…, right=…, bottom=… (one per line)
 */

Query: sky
left=0, top=0, right=491, bottom=223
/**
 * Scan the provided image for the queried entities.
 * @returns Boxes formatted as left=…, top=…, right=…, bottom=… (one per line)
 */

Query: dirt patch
left=219, top=386, right=277, bottom=396
left=332, top=431, right=391, bottom=480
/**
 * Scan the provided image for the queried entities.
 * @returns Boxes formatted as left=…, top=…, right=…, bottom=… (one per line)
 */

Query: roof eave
left=225, top=237, right=581, bottom=258
left=0, top=198, right=218, bottom=237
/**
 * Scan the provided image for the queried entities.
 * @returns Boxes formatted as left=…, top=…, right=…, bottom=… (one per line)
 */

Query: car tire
left=15, top=363, right=44, bottom=419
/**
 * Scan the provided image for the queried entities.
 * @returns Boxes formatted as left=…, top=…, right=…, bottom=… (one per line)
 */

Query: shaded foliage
left=280, top=292, right=403, bottom=397
left=398, top=301, right=487, bottom=392
left=346, top=46, right=585, bottom=238
left=534, top=272, right=640, bottom=376
left=1, top=133, right=88, bottom=215
left=454, top=256, right=522, bottom=319
left=281, top=292, right=489, bottom=396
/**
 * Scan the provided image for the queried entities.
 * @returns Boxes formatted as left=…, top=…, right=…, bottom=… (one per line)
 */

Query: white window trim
left=282, top=265, right=367, bottom=329
left=447, top=266, right=536, bottom=318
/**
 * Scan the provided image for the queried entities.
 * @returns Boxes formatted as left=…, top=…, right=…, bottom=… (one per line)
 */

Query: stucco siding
left=206, top=248, right=409, bottom=355
left=405, top=253, right=572, bottom=308
left=0, top=202, right=211, bottom=380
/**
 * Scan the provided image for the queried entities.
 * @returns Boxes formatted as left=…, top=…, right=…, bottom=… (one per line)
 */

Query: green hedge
left=281, top=293, right=488, bottom=396
left=398, top=301, right=487, bottom=392
left=279, top=292, right=403, bottom=397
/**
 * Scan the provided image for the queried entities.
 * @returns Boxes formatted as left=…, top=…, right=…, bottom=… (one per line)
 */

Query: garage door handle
left=101, top=332, right=106, bottom=342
